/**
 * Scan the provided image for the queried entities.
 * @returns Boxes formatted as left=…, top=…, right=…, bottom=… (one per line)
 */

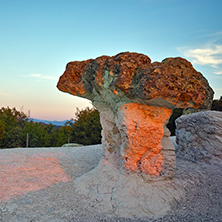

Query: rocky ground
left=0, top=144, right=222, bottom=222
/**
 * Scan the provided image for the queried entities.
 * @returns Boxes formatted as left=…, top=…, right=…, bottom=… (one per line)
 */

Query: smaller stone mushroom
left=57, top=52, right=214, bottom=180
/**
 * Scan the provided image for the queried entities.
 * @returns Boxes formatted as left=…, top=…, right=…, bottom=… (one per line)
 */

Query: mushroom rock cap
left=57, top=52, right=214, bottom=110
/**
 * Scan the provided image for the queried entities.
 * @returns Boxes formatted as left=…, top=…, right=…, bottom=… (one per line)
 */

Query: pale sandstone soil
left=0, top=145, right=222, bottom=222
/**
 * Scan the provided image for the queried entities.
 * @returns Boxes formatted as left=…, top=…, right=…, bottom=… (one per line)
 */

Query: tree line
left=167, top=96, right=222, bottom=135
left=0, top=107, right=101, bottom=149
left=0, top=96, right=221, bottom=148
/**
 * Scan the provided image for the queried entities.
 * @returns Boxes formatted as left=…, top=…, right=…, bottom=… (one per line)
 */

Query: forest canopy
left=0, top=106, right=101, bottom=148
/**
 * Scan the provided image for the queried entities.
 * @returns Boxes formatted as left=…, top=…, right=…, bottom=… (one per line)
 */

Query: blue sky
left=0, top=0, right=222, bottom=120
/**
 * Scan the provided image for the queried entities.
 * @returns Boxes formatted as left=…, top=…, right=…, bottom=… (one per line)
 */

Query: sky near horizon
left=0, top=0, right=222, bottom=121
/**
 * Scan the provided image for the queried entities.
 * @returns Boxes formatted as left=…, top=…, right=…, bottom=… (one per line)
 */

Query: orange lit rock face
left=119, top=104, right=172, bottom=176
left=57, top=52, right=214, bottom=179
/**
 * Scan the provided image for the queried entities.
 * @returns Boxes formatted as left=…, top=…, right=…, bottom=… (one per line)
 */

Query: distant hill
left=29, top=118, right=70, bottom=126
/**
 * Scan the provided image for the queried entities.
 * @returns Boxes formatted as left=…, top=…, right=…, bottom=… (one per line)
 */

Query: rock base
left=74, top=162, right=185, bottom=218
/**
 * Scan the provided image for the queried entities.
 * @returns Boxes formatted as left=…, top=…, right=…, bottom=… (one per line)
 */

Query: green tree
left=70, top=107, right=102, bottom=145
left=167, top=108, right=184, bottom=136
left=0, top=107, right=28, bottom=148
left=0, top=120, right=5, bottom=140
left=23, top=122, right=60, bottom=147
left=211, top=96, right=222, bottom=111
left=22, top=121, right=44, bottom=147
left=55, top=122, right=72, bottom=146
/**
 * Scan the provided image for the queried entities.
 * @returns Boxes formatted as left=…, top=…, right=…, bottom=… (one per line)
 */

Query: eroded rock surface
left=57, top=52, right=214, bottom=179
left=176, top=111, right=222, bottom=164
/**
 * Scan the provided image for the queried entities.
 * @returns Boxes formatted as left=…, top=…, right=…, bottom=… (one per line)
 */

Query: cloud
left=21, top=74, right=57, bottom=80
left=183, top=44, right=222, bottom=68
left=30, top=74, right=57, bottom=80
left=31, top=74, right=42, bottom=78
left=214, top=71, right=222, bottom=75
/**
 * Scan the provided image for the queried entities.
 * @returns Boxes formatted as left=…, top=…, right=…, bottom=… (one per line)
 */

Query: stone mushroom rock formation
left=57, top=52, right=214, bottom=218
left=57, top=52, right=214, bottom=180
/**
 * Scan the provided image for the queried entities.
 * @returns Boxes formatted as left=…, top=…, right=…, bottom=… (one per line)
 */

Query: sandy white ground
left=0, top=143, right=222, bottom=222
